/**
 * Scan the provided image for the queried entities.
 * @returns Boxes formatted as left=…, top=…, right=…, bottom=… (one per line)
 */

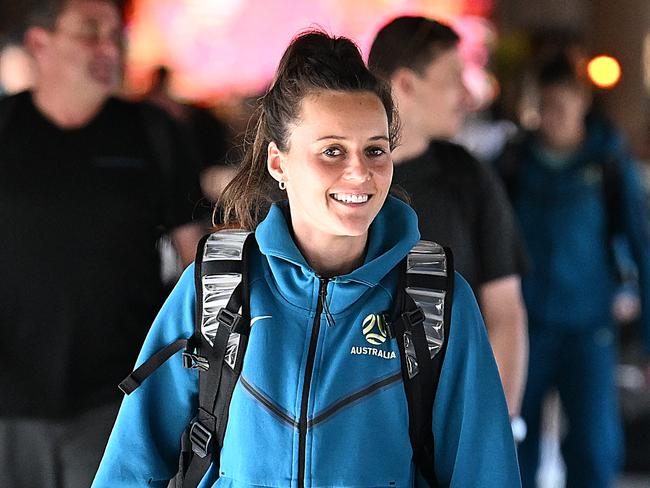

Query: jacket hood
left=254, top=196, right=420, bottom=314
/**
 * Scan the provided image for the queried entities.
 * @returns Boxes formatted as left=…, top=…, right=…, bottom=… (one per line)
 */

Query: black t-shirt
left=0, top=92, right=200, bottom=417
left=393, top=140, right=527, bottom=291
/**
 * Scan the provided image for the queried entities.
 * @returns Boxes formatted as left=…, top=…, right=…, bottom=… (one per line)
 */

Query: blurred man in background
left=144, top=65, right=236, bottom=220
left=496, top=54, right=650, bottom=488
left=369, top=16, right=529, bottom=425
left=0, top=1, right=204, bottom=486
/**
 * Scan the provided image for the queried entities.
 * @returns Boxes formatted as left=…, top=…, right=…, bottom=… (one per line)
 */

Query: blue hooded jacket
left=511, top=117, right=650, bottom=351
left=93, top=197, right=520, bottom=487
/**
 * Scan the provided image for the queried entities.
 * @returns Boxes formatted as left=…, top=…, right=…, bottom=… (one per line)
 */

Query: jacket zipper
left=298, top=277, right=329, bottom=488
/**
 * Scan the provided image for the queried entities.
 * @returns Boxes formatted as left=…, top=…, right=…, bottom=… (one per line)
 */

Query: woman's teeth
left=331, top=193, right=369, bottom=204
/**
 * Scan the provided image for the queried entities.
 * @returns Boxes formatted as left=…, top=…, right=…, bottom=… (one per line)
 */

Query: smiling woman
left=218, top=31, right=399, bottom=276
left=219, top=31, right=398, bottom=229
left=266, top=90, right=393, bottom=276
left=93, top=30, right=521, bottom=488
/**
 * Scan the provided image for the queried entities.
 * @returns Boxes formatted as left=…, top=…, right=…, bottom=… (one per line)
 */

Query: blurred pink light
left=125, top=0, right=494, bottom=101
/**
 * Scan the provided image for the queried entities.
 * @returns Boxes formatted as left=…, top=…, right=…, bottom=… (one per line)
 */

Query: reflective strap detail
left=201, top=230, right=252, bottom=369
left=203, top=229, right=251, bottom=261
left=402, top=330, right=418, bottom=379
left=404, top=240, right=448, bottom=378
left=407, top=241, right=447, bottom=276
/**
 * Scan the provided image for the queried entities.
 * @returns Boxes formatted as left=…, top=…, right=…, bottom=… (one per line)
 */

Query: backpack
left=120, top=229, right=455, bottom=488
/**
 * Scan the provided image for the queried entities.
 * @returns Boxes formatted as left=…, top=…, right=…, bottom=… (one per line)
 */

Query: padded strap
left=180, top=231, right=256, bottom=487
left=391, top=242, right=454, bottom=488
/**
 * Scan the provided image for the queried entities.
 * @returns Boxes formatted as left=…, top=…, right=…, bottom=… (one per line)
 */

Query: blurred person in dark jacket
left=145, top=65, right=236, bottom=208
left=0, top=1, right=204, bottom=486
left=496, top=54, right=650, bottom=488
left=369, top=16, right=529, bottom=424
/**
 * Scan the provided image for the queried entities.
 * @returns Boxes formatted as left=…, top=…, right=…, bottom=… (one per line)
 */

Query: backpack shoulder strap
left=389, top=240, right=454, bottom=488
left=117, top=229, right=254, bottom=394
left=178, top=228, right=256, bottom=487
left=602, top=156, right=624, bottom=237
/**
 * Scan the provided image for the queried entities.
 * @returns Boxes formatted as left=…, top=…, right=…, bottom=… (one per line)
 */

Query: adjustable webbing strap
left=115, top=235, right=214, bottom=397
left=390, top=241, right=454, bottom=488
left=118, top=338, right=188, bottom=395
left=181, top=230, right=255, bottom=488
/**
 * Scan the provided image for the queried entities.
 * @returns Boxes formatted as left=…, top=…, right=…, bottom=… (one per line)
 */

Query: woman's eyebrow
left=315, top=135, right=389, bottom=142
left=316, top=135, right=346, bottom=141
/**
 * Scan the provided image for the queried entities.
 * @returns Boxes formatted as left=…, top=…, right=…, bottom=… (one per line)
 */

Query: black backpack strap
left=116, top=234, right=214, bottom=397
left=118, top=338, right=189, bottom=394
left=602, top=156, right=624, bottom=238
left=389, top=241, right=454, bottom=488
left=179, top=229, right=255, bottom=487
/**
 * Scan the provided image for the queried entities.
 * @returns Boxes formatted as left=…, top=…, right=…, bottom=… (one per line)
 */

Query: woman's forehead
left=292, top=90, right=389, bottom=140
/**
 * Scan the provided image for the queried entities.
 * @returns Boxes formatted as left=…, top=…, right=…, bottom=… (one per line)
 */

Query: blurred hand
left=612, top=291, right=641, bottom=324
left=201, top=165, right=237, bottom=203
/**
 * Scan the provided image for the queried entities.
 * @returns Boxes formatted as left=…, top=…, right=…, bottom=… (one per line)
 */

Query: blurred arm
left=478, top=274, right=528, bottom=417
left=433, top=274, right=521, bottom=487
left=171, top=222, right=206, bottom=267
left=617, top=156, right=650, bottom=355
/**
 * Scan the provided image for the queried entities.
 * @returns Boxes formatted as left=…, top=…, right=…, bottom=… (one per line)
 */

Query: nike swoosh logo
left=250, top=315, right=272, bottom=326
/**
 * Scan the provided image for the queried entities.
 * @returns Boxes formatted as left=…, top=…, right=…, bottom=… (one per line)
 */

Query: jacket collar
left=254, top=196, right=420, bottom=311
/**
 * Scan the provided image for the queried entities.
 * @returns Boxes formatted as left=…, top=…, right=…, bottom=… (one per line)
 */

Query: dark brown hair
left=218, top=30, right=399, bottom=230
left=537, top=53, right=587, bottom=90
left=25, top=0, right=122, bottom=31
left=368, top=16, right=460, bottom=80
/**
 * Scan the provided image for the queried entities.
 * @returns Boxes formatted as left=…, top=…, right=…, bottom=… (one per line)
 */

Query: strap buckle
left=182, top=352, right=210, bottom=371
left=217, top=308, right=245, bottom=333
left=402, top=308, right=425, bottom=331
left=381, top=313, right=395, bottom=340
left=189, top=421, right=213, bottom=459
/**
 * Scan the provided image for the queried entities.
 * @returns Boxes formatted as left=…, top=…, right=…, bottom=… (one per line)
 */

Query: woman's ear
left=267, top=141, right=287, bottom=184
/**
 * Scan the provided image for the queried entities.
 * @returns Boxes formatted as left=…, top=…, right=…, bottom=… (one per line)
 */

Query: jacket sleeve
left=616, top=153, right=650, bottom=354
left=92, top=265, right=199, bottom=487
left=431, top=273, right=521, bottom=487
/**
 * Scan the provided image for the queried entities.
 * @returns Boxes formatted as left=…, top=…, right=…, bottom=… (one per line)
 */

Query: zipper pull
left=319, top=278, right=335, bottom=327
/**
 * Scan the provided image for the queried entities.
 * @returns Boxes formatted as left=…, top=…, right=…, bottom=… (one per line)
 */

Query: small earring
left=279, top=180, right=286, bottom=190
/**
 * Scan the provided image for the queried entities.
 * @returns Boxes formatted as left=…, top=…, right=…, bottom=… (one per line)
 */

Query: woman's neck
left=290, top=222, right=368, bottom=277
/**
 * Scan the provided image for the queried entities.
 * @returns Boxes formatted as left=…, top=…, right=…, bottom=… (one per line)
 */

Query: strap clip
left=402, top=308, right=426, bottom=331
left=381, top=313, right=395, bottom=340
left=189, top=421, right=213, bottom=459
left=182, top=352, right=210, bottom=371
left=217, top=308, right=245, bottom=334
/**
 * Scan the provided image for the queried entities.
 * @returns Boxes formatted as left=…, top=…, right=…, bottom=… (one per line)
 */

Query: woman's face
left=268, top=90, right=393, bottom=243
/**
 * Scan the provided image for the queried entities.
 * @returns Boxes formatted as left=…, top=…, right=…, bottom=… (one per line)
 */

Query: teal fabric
left=93, top=196, right=520, bottom=487
left=513, top=117, right=650, bottom=353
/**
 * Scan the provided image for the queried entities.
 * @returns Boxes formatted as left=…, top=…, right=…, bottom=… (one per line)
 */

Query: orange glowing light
left=587, top=55, right=621, bottom=89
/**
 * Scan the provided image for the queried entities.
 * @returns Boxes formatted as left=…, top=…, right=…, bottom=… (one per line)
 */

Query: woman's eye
left=323, top=147, right=343, bottom=157
left=366, top=147, right=387, bottom=157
